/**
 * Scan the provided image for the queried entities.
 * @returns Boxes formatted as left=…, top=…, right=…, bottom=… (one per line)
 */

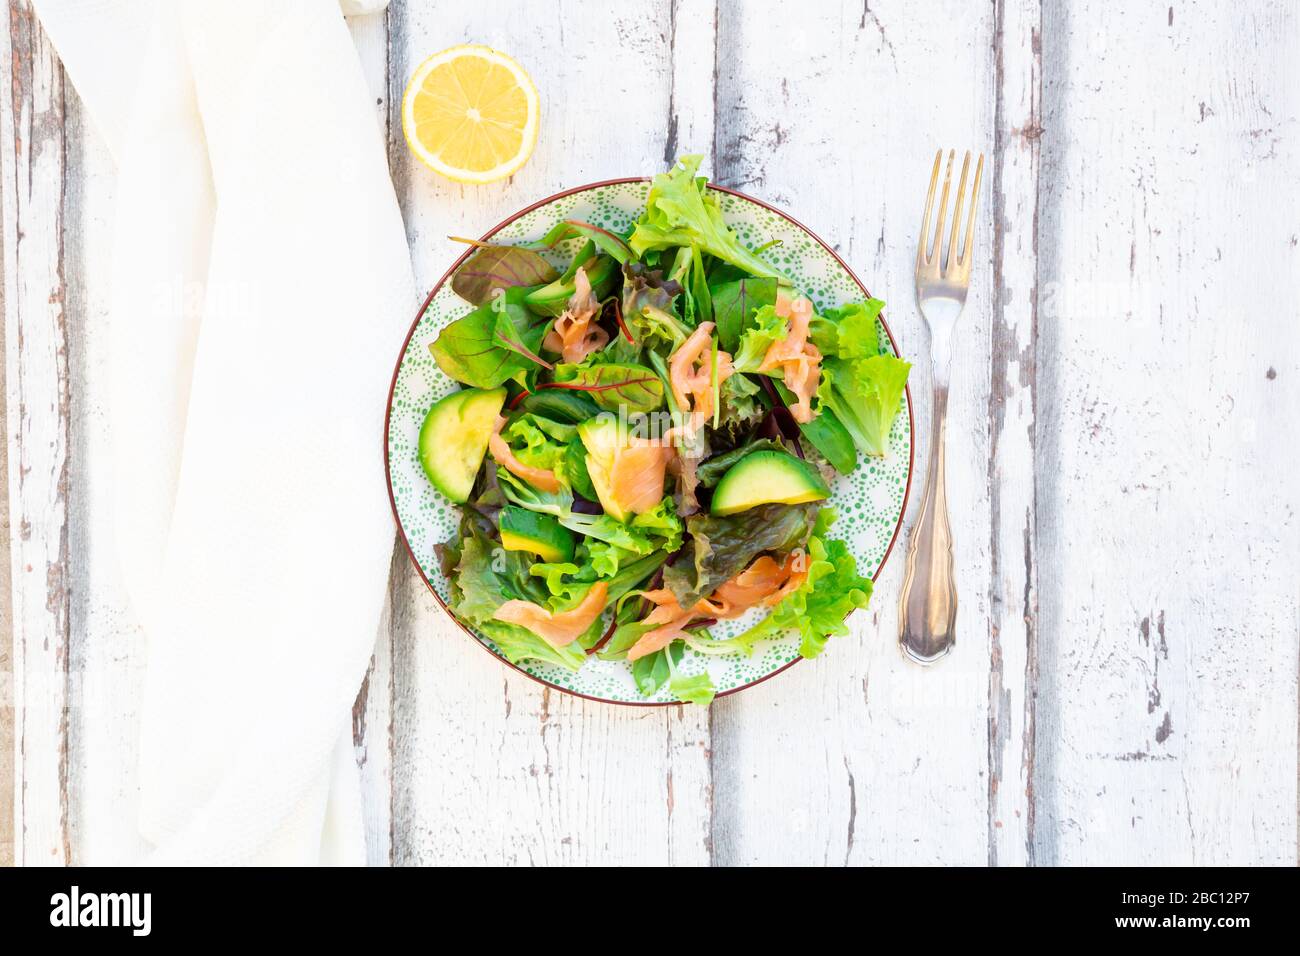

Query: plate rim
left=384, top=176, right=916, bottom=706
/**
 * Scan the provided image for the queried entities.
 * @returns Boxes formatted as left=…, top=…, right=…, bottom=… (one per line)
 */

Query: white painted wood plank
left=1033, top=0, right=1299, bottom=864
left=709, top=0, right=999, bottom=865
left=0, top=0, right=71, bottom=866
left=385, top=0, right=713, bottom=866
left=987, top=0, right=1042, bottom=867
left=347, top=5, right=397, bottom=869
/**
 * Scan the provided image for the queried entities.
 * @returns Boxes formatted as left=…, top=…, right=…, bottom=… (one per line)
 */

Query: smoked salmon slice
left=607, top=439, right=675, bottom=515
left=759, top=295, right=822, bottom=423
left=543, top=266, right=609, bottom=364
left=669, top=320, right=734, bottom=437
left=488, top=415, right=563, bottom=493
left=626, top=555, right=806, bottom=660
left=493, top=581, right=609, bottom=648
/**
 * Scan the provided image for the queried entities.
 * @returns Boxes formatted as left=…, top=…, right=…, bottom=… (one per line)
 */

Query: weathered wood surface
left=2, top=0, right=1297, bottom=866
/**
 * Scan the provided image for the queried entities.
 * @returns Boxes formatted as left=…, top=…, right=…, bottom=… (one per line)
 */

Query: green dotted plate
left=385, top=179, right=913, bottom=704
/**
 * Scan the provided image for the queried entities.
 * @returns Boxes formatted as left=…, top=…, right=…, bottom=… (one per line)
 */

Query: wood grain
left=0, top=0, right=71, bottom=865
left=1031, top=0, right=1299, bottom=864
left=987, top=0, right=1042, bottom=867
left=709, top=0, right=1002, bottom=865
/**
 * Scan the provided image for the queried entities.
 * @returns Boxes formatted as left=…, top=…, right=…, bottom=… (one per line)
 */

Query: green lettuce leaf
left=502, top=415, right=568, bottom=473
left=730, top=532, right=873, bottom=659
left=806, top=297, right=910, bottom=457
left=629, top=155, right=782, bottom=280
left=478, top=619, right=587, bottom=671
left=816, top=354, right=911, bottom=458
left=731, top=303, right=788, bottom=374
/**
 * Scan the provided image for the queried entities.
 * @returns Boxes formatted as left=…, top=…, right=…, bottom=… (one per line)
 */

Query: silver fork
left=898, top=149, right=984, bottom=664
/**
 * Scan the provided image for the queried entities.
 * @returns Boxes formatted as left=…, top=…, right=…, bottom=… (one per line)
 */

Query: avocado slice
left=418, top=386, right=506, bottom=503
left=710, top=450, right=831, bottom=516
left=499, top=506, right=576, bottom=562
left=577, top=416, right=631, bottom=522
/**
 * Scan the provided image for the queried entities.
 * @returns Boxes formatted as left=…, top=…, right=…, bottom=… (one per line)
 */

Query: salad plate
left=385, top=159, right=914, bottom=705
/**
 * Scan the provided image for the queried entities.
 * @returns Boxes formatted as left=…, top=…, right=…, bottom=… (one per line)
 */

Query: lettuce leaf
left=731, top=303, right=788, bottom=374
left=816, top=354, right=911, bottom=458
left=730, top=531, right=873, bottom=659
left=807, top=298, right=910, bottom=457
left=809, top=299, right=886, bottom=358
left=503, top=415, right=568, bottom=473
left=478, top=619, right=587, bottom=671
left=629, top=155, right=781, bottom=280
left=664, top=502, right=818, bottom=607
left=561, top=499, right=682, bottom=577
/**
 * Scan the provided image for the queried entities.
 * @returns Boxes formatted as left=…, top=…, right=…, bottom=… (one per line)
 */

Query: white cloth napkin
left=33, top=0, right=413, bottom=864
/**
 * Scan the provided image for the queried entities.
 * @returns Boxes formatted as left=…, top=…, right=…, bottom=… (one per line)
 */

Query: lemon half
left=401, top=45, right=539, bottom=184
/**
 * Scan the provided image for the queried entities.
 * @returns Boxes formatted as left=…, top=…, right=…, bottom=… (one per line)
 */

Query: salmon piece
left=608, top=439, right=675, bottom=514
left=488, top=415, right=563, bottom=493
left=669, top=321, right=733, bottom=438
left=543, top=267, right=609, bottom=364
left=625, top=555, right=805, bottom=660
left=493, top=581, right=609, bottom=648
left=759, top=295, right=822, bottom=423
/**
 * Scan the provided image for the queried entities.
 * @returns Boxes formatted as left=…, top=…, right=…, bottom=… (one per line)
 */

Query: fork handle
left=898, top=381, right=957, bottom=663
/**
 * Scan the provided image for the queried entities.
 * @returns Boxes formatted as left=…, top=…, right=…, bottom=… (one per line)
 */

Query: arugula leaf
left=429, top=287, right=548, bottom=388
left=550, top=361, right=664, bottom=414
left=451, top=245, right=558, bottom=306
left=730, top=533, right=873, bottom=659
left=629, top=155, right=782, bottom=280
left=711, top=276, right=778, bottom=352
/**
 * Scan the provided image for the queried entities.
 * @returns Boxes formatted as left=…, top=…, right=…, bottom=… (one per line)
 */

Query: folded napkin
left=33, top=0, right=413, bottom=864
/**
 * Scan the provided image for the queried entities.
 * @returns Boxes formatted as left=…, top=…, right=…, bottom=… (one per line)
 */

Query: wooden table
left=2, top=0, right=1296, bottom=866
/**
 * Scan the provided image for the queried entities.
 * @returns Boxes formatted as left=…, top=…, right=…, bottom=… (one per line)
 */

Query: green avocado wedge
left=418, top=387, right=507, bottom=503
left=710, top=450, right=831, bottom=516
left=499, top=506, right=576, bottom=562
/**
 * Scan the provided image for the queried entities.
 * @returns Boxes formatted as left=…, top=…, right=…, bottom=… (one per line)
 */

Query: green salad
left=421, top=155, right=911, bottom=705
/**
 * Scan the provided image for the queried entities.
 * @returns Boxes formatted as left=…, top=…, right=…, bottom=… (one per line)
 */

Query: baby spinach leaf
left=711, top=276, right=778, bottom=352
left=429, top=288, right=548, bottom=388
